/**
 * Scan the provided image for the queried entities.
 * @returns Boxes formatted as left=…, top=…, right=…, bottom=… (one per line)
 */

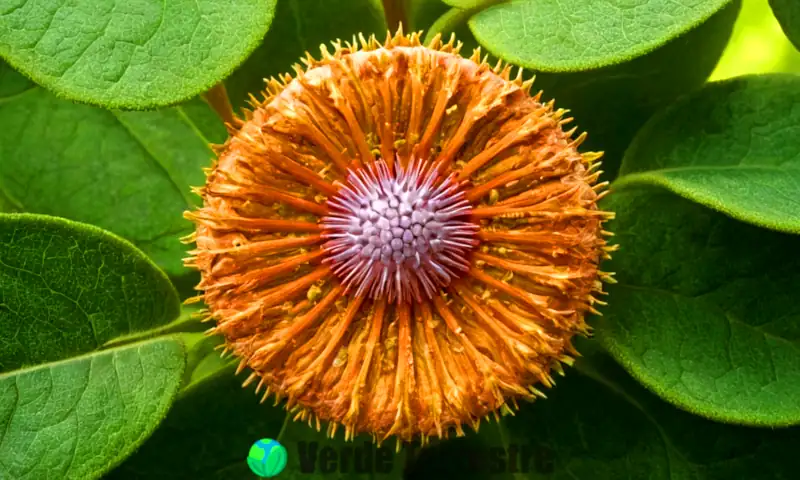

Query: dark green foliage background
left=1, top=0, right=800, bottom=479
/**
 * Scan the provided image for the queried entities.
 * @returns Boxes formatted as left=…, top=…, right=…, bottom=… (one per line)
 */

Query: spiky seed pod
left=185, top=29, right=614, bottom=445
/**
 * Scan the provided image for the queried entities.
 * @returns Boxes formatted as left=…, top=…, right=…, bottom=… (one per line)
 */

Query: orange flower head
left=184, top=30, right=614, bottom=445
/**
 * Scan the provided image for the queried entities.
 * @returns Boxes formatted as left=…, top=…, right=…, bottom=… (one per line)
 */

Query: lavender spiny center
left=321, top=160, right=479, bottom=303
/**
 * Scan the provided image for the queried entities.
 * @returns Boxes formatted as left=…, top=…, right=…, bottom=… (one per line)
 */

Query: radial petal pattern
left=185, top=30, right=614, bottom=444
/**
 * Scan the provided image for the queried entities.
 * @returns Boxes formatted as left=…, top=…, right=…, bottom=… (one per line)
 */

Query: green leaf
left=0, top=59, right=33, bottom=99
left=422, top=1, right=739, bottom=180
left=408, top=0, right=451, bottom=32
left=177, top=331, right=233, bottom=392
left=467, top=0, right=733, bottom=71
left=110, top=369, right=406, bottom=479
left=0, top=63, right=227, bottom=277
left=533, top=0, right=739, bottom=180
left=423, top=7, right=474, bottom=45
left=0, top=214, right=187, bottom=479
left=441, top=0, right=496, bottom=8
left=225, top=0, right=387, bottom=110
left=616, top=73, right=800, bottom=234
left=418, top=3, right=485, bottom=54
left=0, top=338, right=185, bottom=480
left=406, top=342, right=800, bottom=479
left=770, top=0, right=800, bottom=51
left=596, top=188, right=800, bottom=426
left=0, top=0, right=277, bottom=109
left=0, top=213, right=181, bottom=370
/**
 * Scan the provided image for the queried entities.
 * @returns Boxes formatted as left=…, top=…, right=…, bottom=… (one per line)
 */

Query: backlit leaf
left=770, top=0, right=800, bottom=51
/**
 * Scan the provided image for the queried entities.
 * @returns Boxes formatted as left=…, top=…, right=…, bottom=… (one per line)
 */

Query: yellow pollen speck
left=307, top=284, right=323, bottom=302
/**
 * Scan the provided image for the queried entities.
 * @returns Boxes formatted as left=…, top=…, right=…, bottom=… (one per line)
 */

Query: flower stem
left=382, top=0, right=408, bottom=32
left=202, top=82, right=237, bottom=128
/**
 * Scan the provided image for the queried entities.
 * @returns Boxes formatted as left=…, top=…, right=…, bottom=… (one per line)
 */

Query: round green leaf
left=0, top=214, right=187, bottom=479
left=770, top=0, right=800, bottom=51
left=0, top=338, right=185, bottom=480
left=617, top=74, right=800, bottom=234
left=225, top=0, right=386, bottom=110
left=0, top=0, right=277, bottom=109
left=420, top=2, right=739, bottom=181
left=597, top=189, right=800, bottom=426
left=467, top=0, right=733, bottom=71
left=0, top=213, right=181, bottom=370
left=0, top=63, right=227, bottom=277
left=534, top=0, right=739, bottom=180
left=406, top=344, right=800, bottom=479
left=110, top=370, right=406, bottom=479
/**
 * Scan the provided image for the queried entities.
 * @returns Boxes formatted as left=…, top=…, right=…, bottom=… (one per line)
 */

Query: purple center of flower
left=321, top=160, right=479, bottom=303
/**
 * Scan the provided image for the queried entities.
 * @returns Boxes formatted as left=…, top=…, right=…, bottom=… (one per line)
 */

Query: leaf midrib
left=110, top=110, right=197, bottom=208
left=611, top=164, right=800, bottom=234
left=0, top=336, right=177, bottom=379
left=618, top=163, right=800, bottom=181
